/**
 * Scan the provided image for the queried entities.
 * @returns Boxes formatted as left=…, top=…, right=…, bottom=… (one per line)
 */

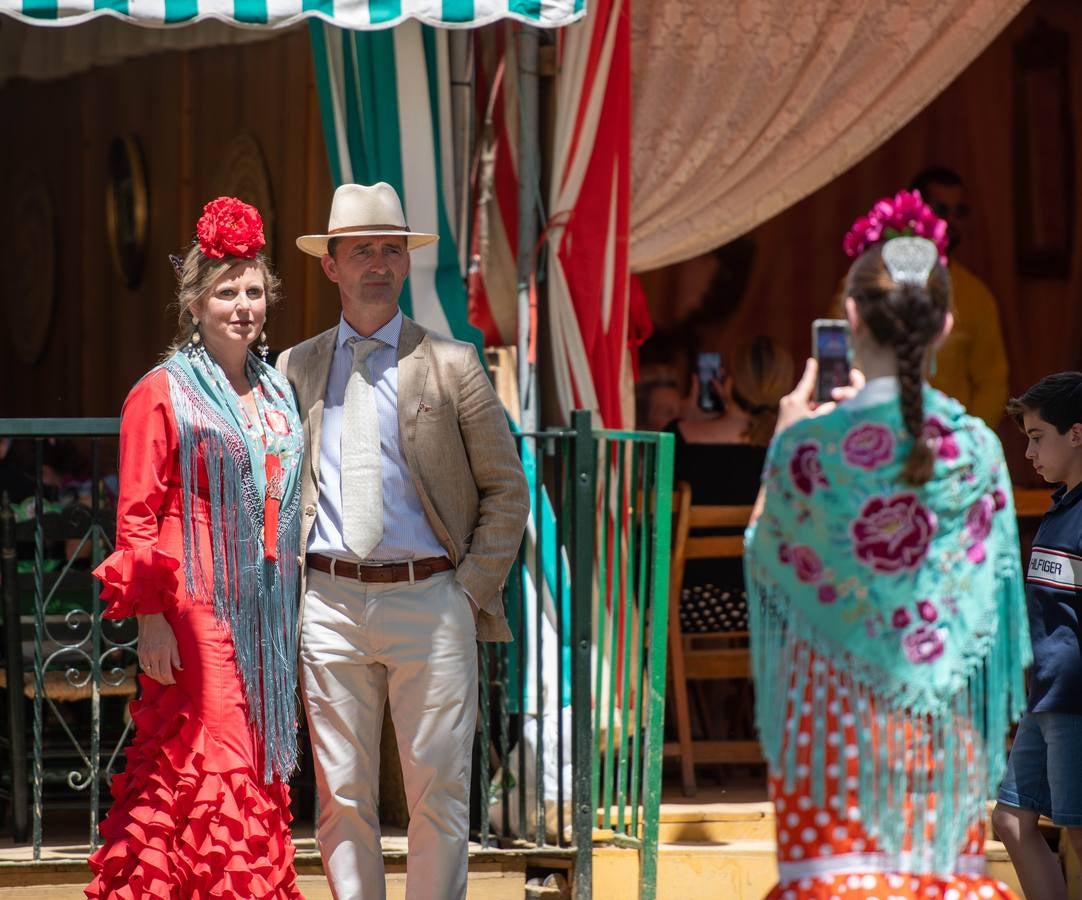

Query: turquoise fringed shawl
left=745, top=385, right=1030, bottom=873
left=161, top=347, right=303, bottom=783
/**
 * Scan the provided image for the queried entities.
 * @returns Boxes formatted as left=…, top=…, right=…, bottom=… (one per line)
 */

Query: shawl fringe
left=163, top=355, right=301, bottom=783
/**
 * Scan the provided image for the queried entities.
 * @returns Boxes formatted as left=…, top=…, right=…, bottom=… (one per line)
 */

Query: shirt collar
left=1052, top=480, right=1082, bottom=510
left=336, top=309, right=403, bottom=351
left=844, top=375, right=899, bottom=411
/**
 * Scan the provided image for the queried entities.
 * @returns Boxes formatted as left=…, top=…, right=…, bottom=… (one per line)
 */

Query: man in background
left=911, top=166, right=1009, bottom=427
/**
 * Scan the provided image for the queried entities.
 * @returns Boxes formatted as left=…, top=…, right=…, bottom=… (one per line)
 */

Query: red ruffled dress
left=88, top=370, right=302, bottom=899
left=766, top=651, right=1017, bottom=900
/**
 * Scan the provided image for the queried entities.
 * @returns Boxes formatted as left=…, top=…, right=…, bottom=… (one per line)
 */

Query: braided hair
left=845, top=244, right=951, bottom=486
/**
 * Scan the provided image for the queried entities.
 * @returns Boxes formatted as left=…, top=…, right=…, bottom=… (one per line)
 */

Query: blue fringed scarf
left=745, top=383, right=1030, bottom=874
left=161, top=346, right=303, bottom=783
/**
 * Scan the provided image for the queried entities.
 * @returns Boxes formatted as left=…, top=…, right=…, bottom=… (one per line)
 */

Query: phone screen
left=813, top=321, right=850, bottom=403
left=696, top=352, right=723, bottom=412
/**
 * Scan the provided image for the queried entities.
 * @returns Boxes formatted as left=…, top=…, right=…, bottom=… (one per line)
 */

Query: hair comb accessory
left=882, top=236, right=939, bottom=287
left=169, top=254, right=185, bottom=278
left=842, top=189, right=949, bottom=264
left=196, top=196, right=265, bottom=260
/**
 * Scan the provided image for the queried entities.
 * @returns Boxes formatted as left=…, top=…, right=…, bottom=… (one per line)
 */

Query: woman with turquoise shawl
left=746, top=191, right=1030, bottom=899
left=87, top=198, right=305, bottom=899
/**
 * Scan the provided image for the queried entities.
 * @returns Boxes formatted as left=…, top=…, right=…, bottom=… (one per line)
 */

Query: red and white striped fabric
left=546, top=0, right=632, bottom=427
left=470, top=4, right=649, bottom=428
left=468, top=24, right=520, bottom=349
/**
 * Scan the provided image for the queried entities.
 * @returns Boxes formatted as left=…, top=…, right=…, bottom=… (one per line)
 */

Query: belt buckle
left=355, top=560, right=384, bottom=582
left=355, top=558, right=405, bottom=584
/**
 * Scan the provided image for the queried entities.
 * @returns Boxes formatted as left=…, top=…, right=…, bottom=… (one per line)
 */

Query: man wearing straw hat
left=278, top=182, right=529, bottom=899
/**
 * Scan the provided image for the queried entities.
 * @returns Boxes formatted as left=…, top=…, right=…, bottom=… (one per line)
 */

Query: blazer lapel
left=304, top=326, right=338, bottom=484
left=396, top=316, right=429, bottom=471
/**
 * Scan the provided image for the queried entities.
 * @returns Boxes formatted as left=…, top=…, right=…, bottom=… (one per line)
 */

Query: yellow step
left=593, top=839, right=1025, bottom=900
left=657, top=801, right=775, bottom=843
left=0, top=849, right=529, bottom=898
left=0, top=874, right=526, bottom=900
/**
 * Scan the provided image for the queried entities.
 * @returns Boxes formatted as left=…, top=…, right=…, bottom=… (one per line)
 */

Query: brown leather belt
left=306, top=553, right=454, bottom=584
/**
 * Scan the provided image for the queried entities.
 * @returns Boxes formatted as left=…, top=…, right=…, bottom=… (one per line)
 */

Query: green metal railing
left=591, top=426, right=673, bottom=895
left=2, top=414, right=674, bottom=898
left=478, top=411, right=673, bottom=899
left=0, top=419, right=128, bottom=856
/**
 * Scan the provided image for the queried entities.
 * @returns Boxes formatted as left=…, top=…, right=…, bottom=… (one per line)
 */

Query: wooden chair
left=663, top=483, right=759, bottom=797
left=1014, top=487, right=1050, bottom=519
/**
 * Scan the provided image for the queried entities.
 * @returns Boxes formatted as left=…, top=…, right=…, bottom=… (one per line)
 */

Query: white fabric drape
left=0, top=15, right=286, bottom=84
left=546, top=0, right=631, bottom=427
left=629, top=0, right=1028, bottom=272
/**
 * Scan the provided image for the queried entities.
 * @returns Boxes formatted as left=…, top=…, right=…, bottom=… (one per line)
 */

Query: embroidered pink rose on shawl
left=265, top=409, right=290, bottom=436
left=902, top=624, right=946, bottom=664
left=842, top=423, right=895, bottom=470
left=964, top=494, right=997, bottom=564
left=922, top=417, right=960, bottom=461
left=817, top=584, right=837, bottom=604
left=790, top=442, right=829, bottom=496
left=788, top=545, right=824, bottom=584
left=891, top=606, right=911, bottom=629
left=967, top=497, right=995, bottom=541
left=851, top=493, right=937, bottom=573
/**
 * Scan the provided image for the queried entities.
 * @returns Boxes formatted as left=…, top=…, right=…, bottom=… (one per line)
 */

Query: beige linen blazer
left=276, top=314, right=529, bottom=642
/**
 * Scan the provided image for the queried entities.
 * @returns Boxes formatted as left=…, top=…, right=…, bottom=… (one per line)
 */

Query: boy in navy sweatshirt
left=993, top=372, right=1082, bottom=900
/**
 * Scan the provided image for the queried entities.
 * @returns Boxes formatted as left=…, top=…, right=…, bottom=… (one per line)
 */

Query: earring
left=190, top=317, right=201, bottom=345
left=258, top=331, right=269, bottom=361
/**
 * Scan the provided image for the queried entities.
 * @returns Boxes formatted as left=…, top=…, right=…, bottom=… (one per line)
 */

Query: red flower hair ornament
left=196, top=197, right=266, bottom=260
left=842, top=189, right=949, bottom=265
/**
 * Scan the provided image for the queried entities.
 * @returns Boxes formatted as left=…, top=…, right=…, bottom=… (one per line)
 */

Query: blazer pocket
left=417, top=399, right=453, bottom=421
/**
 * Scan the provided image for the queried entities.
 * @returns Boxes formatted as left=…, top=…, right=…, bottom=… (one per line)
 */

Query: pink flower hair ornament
left=842, top=189, right=949, bottom=265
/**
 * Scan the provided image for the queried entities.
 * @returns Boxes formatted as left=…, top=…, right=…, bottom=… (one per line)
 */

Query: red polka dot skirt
left=765, top=656, right=1018, bottom=900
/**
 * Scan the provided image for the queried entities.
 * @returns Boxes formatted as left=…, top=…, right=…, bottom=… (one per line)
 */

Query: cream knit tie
left=341, top=337, right=383, bottom=558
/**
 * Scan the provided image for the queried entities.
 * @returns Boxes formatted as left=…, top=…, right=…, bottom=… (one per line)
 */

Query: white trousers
left=301, top=568, right=479, bottom=900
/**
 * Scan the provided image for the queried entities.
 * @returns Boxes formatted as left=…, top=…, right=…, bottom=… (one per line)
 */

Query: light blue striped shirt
left=307, top=311, right=447, bottom=562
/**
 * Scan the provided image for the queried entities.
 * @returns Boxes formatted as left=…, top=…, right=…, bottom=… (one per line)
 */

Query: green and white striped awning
left=0, top=0, right=583, bottom=29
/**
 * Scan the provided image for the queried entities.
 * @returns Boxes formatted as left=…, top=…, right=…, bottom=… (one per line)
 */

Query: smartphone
left=812, top=319, right=851, bottom=403
left=696, top=352, right=724, bottom=412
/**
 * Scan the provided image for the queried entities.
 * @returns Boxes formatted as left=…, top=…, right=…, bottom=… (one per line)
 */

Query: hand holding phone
left=811, top=320, right=851, bottom=403
left=695, top=352, right=724, bottom=412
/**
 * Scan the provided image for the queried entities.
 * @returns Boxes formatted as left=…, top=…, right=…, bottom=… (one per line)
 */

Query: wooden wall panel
left=0, top=76, right=86, bottom=416
left=79, top=54, right=185, bottom=416
left=0, top=28, right=341, bottom=418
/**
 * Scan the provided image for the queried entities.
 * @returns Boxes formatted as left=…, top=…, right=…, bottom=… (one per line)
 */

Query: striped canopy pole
left=309, top=19, right=483, bottom=347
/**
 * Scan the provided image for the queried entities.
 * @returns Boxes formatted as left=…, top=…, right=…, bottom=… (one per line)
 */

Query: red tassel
left=264, top=453, right=283, bottom=562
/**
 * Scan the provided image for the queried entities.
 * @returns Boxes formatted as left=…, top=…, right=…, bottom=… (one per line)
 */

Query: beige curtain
left=629, top=0, right=1028, bottom=273
left=0, top=15, right=290, bottom=85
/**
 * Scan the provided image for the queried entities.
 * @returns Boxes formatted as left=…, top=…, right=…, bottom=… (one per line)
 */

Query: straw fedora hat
left=296, top=182, right=439, bottom=257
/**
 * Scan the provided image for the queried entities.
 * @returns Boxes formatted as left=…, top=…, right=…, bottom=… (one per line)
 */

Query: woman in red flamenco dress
left=87, top=198, right=305, bottom=899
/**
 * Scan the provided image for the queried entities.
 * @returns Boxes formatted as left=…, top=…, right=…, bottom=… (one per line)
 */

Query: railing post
left=639, top=433, right=674, bottom=900
left=570, top=410, right=595, bottom=898
left=31, top=441, right=44, bottom=858
left=89, top=442, right=102, bottom=849
left=1, top=492, right=29, bottom=843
